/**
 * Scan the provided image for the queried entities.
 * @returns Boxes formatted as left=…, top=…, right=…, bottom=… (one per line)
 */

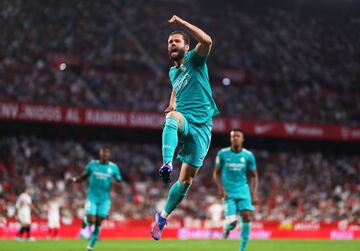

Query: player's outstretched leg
left=160, top=112, right=183, bottom=186
left=239, top=212, right=252, bottom=251
left=223, top=221, right=236, bottom=239
left=152, top=164, right=198, bottom=240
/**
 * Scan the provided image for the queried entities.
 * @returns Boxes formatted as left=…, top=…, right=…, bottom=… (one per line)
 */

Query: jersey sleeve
left=15, top=196, right=21, bottom=209
left=27, top=195, right=32, bottom=205
left=85, top=161, right=92, bottom=176
left=247, top=152, right=257, bottom=171
left=187, top=49, right=207, bottom=66
left=215, top=151, right=224, bottom=169
left=113, top=165, right=122, bottom=181
left=168, top=70, right=174, bottom=85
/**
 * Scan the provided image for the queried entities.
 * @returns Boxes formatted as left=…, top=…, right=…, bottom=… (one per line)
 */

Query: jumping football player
left=151, top=15, right=219, bottom=240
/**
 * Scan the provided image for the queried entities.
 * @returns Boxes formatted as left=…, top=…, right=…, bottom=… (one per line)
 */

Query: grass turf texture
left=1, top=239, right=359, bottom=251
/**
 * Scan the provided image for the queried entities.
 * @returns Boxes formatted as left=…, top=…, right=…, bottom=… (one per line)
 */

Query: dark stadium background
left=0, top=0, right=359, bottom=242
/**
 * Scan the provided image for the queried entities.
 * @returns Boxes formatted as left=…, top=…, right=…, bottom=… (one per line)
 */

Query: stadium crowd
left=1, top=0, right=359, bottom=125
left=0, top=136, right=359, bottom=224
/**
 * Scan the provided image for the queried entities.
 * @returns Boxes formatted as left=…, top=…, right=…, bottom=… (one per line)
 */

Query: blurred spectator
left=0, top=0, right=359, bottom=125
left=0, top=135, right=359, bottom=223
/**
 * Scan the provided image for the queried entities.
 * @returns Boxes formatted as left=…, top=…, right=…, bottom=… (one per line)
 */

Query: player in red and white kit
left=47, top=196, right=63, bottom=240
left=15, top=188, right=35, bottom=241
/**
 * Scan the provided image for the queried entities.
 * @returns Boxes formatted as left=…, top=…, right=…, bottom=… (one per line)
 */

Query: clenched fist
left=168, top=15, right=184, bottom=25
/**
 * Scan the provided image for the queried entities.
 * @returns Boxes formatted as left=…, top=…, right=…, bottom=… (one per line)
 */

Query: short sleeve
left=215, top=151, right=224, bottom=169
left=186, top=49, right=207, bottom=66
left=247, top=152, right=257, bottom=171
left=85, top=161, right=92, bottom=175
left=113, top=165, right=122, bottom=181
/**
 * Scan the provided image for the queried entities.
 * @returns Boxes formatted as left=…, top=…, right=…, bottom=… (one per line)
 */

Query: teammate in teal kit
left=151, top=15, right=219, bottom=240
left=69, top=146, right=122, bottom=251
left=213, top=129, right=259, bottom=251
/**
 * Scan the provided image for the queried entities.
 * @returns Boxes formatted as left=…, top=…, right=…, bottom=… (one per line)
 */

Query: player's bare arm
left=249, top=169, right=259, bottom=205
left=169, top=15, right=212, bottom=57
left=213, top=166, right=227, bottom=199
left=164, top=90, right=176, bottom=114
left=68, top=171, right=89, bottom=183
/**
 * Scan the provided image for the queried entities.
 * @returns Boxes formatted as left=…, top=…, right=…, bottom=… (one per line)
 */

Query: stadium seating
left=0, top=136, right=359, bottom=223
left=0, top=0, right=359, bottom=124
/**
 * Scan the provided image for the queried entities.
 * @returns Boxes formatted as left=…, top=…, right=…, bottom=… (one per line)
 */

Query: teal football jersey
left=168, top=49, right=219, bottom=124
left=85, top=160, right=121, bottom=201
left=216, top=147, right=256, bottom=199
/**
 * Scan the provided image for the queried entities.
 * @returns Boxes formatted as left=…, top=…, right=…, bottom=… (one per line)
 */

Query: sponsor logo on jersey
left=94, top=171, right=111, bottom=180
left=227, top=163, right=245, bottom=170
left=180, top=64, right=186, bottom=71
left=173, top=73, right=190, bottom=93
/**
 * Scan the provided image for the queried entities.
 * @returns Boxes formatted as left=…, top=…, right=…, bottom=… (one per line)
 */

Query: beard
left=168, top=48, right=185, bottom=61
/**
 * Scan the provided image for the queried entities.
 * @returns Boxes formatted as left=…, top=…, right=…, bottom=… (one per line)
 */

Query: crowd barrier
left=1, top=218, right=359, bottom=240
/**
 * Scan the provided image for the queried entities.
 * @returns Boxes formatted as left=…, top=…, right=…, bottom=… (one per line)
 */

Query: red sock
left=25, top=226, right=31, bottom=239
left=17, top=227, right=25, bottom=237
left=53, top=228, right=58, bottom=238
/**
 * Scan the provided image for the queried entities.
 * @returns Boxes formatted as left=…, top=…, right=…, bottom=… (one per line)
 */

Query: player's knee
left=166, top=111, right=179, bottom=119
left=87, top=217, right=95, bottom=225
left=95, top=216, right=105, bottom=226
left=242, top=213, right=252, bottom=222
left=230, top=221, right=237, bottom=227
left=166, top=111, right=183, bottom=125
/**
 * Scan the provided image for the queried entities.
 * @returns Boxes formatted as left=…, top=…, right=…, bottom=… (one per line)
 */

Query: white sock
left=160, top=210, right=169, bottom=219
left=166, top=162, right=173, bottom=171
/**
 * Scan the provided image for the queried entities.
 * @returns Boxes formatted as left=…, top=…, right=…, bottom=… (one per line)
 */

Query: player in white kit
left=207, top=199, right=223, bottom=228
left=206, top=199, right=223, bottom=238
left=47, top=196, right=62, bottom=239
left=15, top=188, right=35, bottom=241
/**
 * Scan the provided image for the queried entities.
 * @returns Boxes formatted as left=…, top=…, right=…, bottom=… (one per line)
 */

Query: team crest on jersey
left=107, top=168, right=112, bottom=173
left=240, top=157, right=245, bottom=163
left=180, top=64, right=186, bottom=71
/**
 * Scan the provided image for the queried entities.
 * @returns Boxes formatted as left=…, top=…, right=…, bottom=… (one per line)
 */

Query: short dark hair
left=101, top=145, right=111, bottom=151
left=169, top=30, right=190, bottom=45
left=231, top=128, right=245, bottom=135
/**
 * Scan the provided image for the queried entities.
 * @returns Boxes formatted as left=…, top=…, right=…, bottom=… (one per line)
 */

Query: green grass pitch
left=1, top=239, right=360, bottom=251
